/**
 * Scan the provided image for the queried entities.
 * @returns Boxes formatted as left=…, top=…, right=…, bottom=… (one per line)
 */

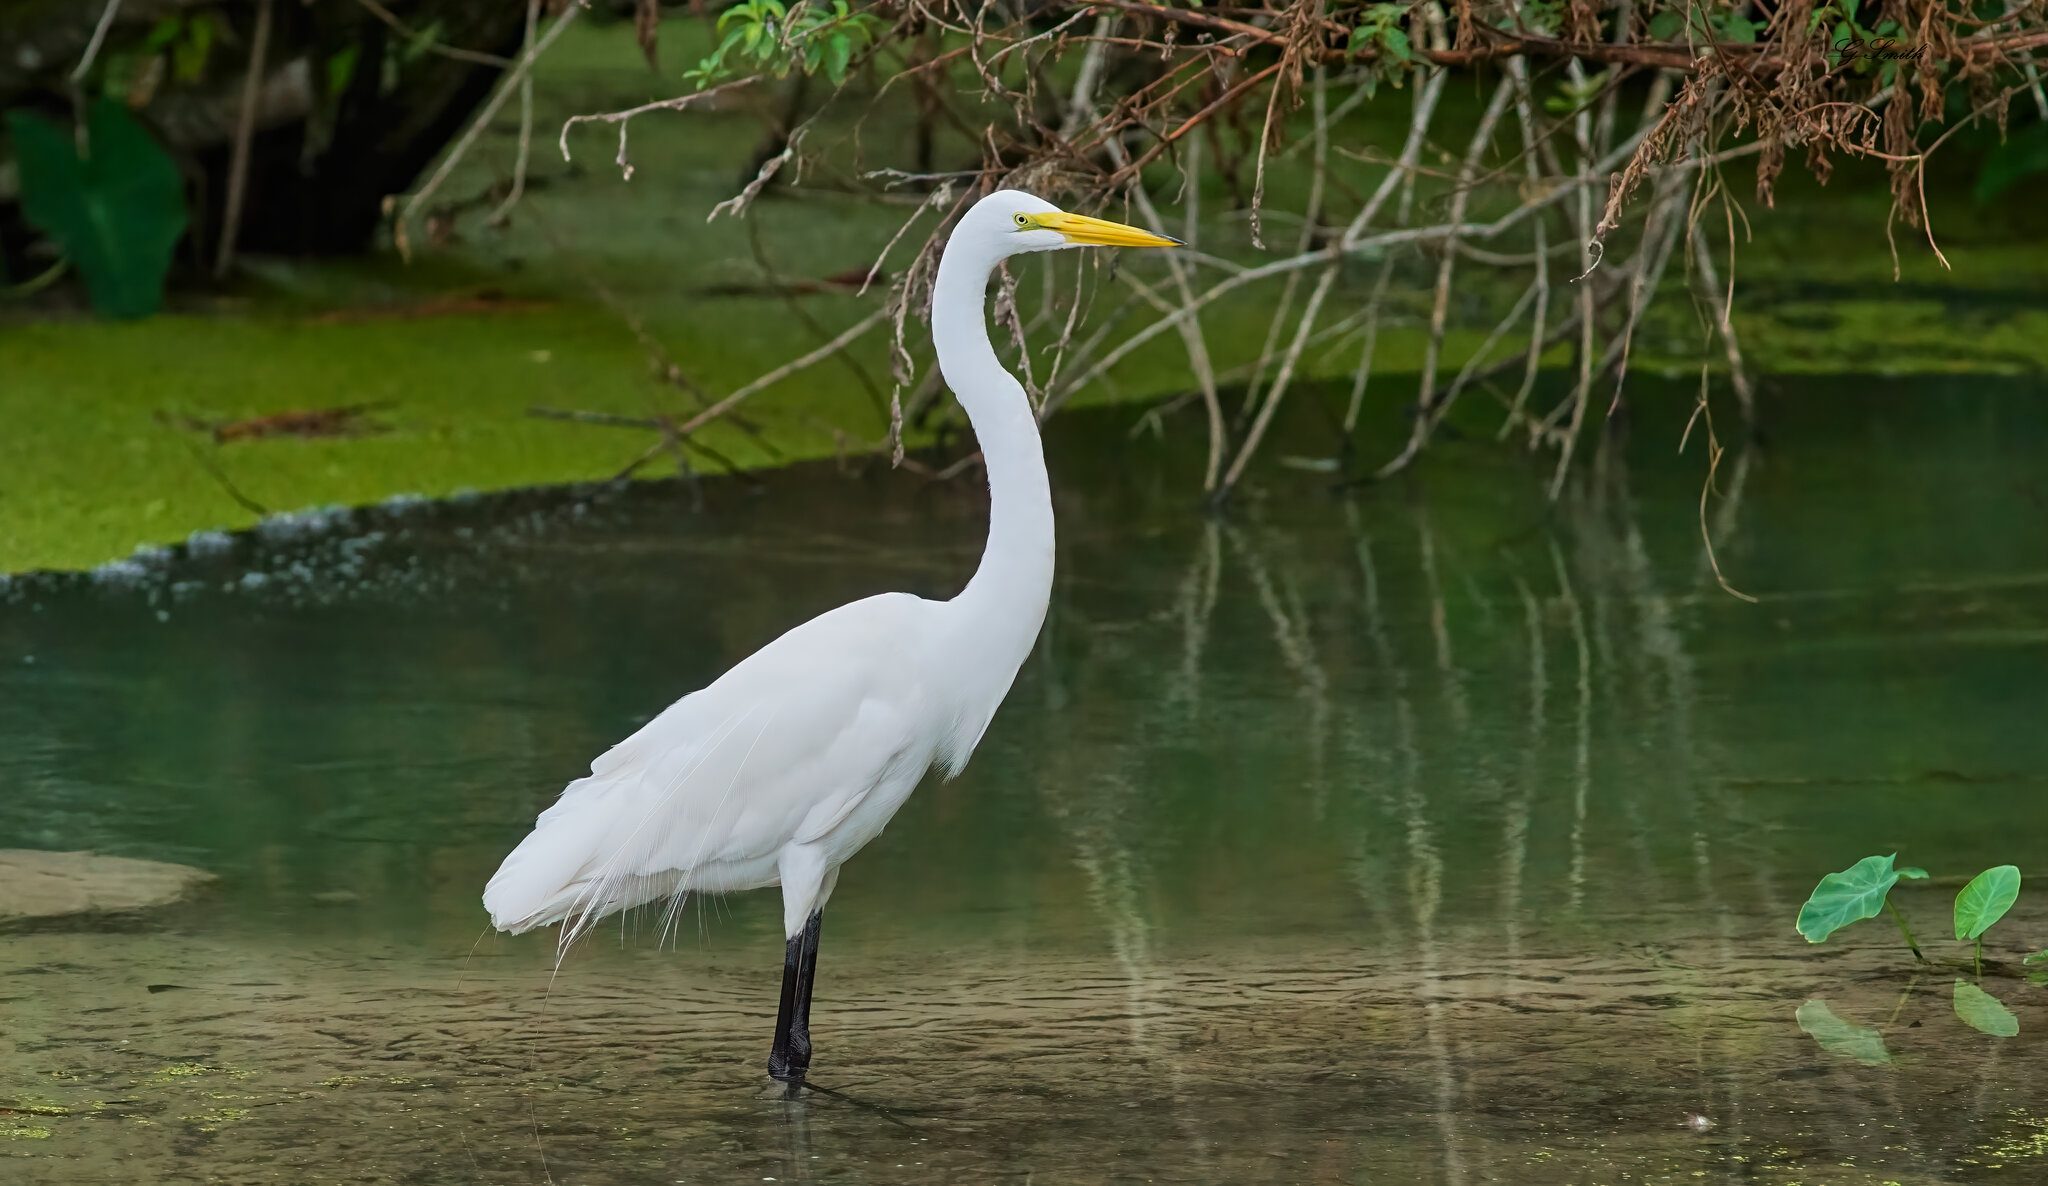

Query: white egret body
left=482, top=190, right=1177, bottom=1084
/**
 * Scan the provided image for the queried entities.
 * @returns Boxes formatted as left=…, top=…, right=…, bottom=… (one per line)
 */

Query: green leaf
left=2025, top=949, right=2048, bottom=966
left=1797, top=854, right=1907, bottom=944
left=1717, top=15, right=1760, bottom=44
left=1899, top=866, right=1929, bottom=880
left=171, top=13, right=216, bottom=83
left=401, top=20, right=445, bottom=66
left=1794, top=1000, right=1893, bottom=1066
left=1380, top=28, right=1412, bottom=64
left=326, top=45, right=361, bottom=98
left=1953, top=980, right=2019, bottom=1037
left=1648, top=10, right=1683, bottom=39
left=7, top=100, right=187, bottom=319
left=143, top=16, right=183, bottom=53
left=823, top=34, right=852, bottom=85
left=1955, top=866, right=2021, bottom=941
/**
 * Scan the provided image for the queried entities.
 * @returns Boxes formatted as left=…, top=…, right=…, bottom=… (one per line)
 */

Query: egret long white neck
left=931, top=238, right=1054, bottom=639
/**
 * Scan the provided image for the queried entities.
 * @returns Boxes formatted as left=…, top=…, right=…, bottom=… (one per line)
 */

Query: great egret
left=483, top=190, right=1178, bottom=1086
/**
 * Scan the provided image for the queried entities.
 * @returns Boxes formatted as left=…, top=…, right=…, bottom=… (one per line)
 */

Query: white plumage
left=485, top=592, right=966, bottom=944
left=481, top=189, right=1178, bottom=1083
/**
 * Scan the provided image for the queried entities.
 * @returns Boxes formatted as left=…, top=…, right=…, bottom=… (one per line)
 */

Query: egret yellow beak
left=1031, top=212, right=1182, bottom=248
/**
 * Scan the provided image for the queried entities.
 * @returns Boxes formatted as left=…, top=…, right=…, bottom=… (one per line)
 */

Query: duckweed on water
left=2, top=1124, right=53, bottom=1140
left=3, top=1097, right=71, bottom=1116
left=181, top=1107, right=250, bottom=1134
left=1975, top=1115, right=2048, bottom=1164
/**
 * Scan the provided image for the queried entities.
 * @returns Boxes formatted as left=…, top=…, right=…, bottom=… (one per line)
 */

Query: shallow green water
left=4, top=379, right=2048, bottom=1183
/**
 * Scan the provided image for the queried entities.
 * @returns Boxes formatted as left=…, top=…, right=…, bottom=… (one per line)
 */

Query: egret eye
left=1014, top=213, right=1030, bottom=228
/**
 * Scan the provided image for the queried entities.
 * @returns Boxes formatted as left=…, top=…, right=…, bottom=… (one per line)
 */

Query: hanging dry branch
left=509, top=0, right=2046, bottom=523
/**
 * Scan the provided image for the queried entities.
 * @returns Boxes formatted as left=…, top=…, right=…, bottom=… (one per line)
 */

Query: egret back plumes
left=481, top=189, right=1178, bottom=1085
left=484, top=592, right=941, bottom=951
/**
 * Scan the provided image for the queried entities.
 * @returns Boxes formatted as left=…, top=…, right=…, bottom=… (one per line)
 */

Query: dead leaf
left=159, top=404, right=392, bottom=443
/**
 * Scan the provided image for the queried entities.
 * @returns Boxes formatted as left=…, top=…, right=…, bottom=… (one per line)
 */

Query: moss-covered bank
left=6, top=19, right=2046, bottom=574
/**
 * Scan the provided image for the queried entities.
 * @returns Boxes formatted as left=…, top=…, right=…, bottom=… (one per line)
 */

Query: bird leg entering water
left=768, top=910, right=824, bottom=1086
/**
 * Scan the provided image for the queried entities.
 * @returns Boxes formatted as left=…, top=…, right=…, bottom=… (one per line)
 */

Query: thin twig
left=213, top=0, right=273, bottom=279
left=559, top=78, right=758, bottom=180
left=71, top=0, right=123, bottom=83
left=489, top=0, right=542, bottom=226
left=399, top=0, right=581, bottom=247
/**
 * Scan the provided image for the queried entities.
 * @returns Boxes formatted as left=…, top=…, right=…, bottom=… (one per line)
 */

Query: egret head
left=959, top=190, right=1181, bottom=259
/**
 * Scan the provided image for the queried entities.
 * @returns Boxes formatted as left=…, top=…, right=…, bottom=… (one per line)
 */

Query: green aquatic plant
left=1954, top=980, right=2020, bottom=1038
left=1798, top=856, right=2030, bottom=974
left=1955, top=866, right=2022, bottom=975
left=6, top=99, right=186, bottom=319
left=1796, top=854, right=1928, bottom=959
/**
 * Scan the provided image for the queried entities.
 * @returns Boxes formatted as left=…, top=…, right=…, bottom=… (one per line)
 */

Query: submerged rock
left=0, top=850, right=216, bottom=926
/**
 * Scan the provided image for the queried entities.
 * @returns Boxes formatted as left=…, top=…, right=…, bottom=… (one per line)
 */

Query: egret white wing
left=483, top=594, right=936, bottom=938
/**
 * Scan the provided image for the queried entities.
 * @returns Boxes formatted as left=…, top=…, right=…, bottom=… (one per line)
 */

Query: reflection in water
left=4, top=383, right=2048, bottom=1182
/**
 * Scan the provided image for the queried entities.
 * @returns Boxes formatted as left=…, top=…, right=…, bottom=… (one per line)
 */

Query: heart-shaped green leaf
left=1954, top=980, right=2019, bottom=1037
left=8, top=99, right=186, bottom=319
left=1797, top=854, right=1906, bottom=943
left=1954, top=866, right=2021, bottom=941
left=1794, top=999, right=1893, bottom=1066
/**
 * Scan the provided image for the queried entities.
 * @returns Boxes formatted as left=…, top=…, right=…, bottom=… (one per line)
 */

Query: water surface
left=4, top=378, right=2048, bottom=1183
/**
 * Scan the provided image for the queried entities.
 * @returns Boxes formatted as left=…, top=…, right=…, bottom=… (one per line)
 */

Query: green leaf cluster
left=1808, top=0, right=1914, bottom=82
left=94, top=11, right=224, bottom=101
left=1544, top=70, right=1611, bottom=116
left=1347, top=3, right=1413, bottom=70
left=1796, top=855, right=2029, bottom=974
left=687, top=0, right=880, bottom=88
left=5, top=100, right=187, bottom=319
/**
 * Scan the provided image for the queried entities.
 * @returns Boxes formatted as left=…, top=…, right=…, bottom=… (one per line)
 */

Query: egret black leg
left=767, top=911, right=824, bottom=1085
left=793, top=911, right=823, bottom=1069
